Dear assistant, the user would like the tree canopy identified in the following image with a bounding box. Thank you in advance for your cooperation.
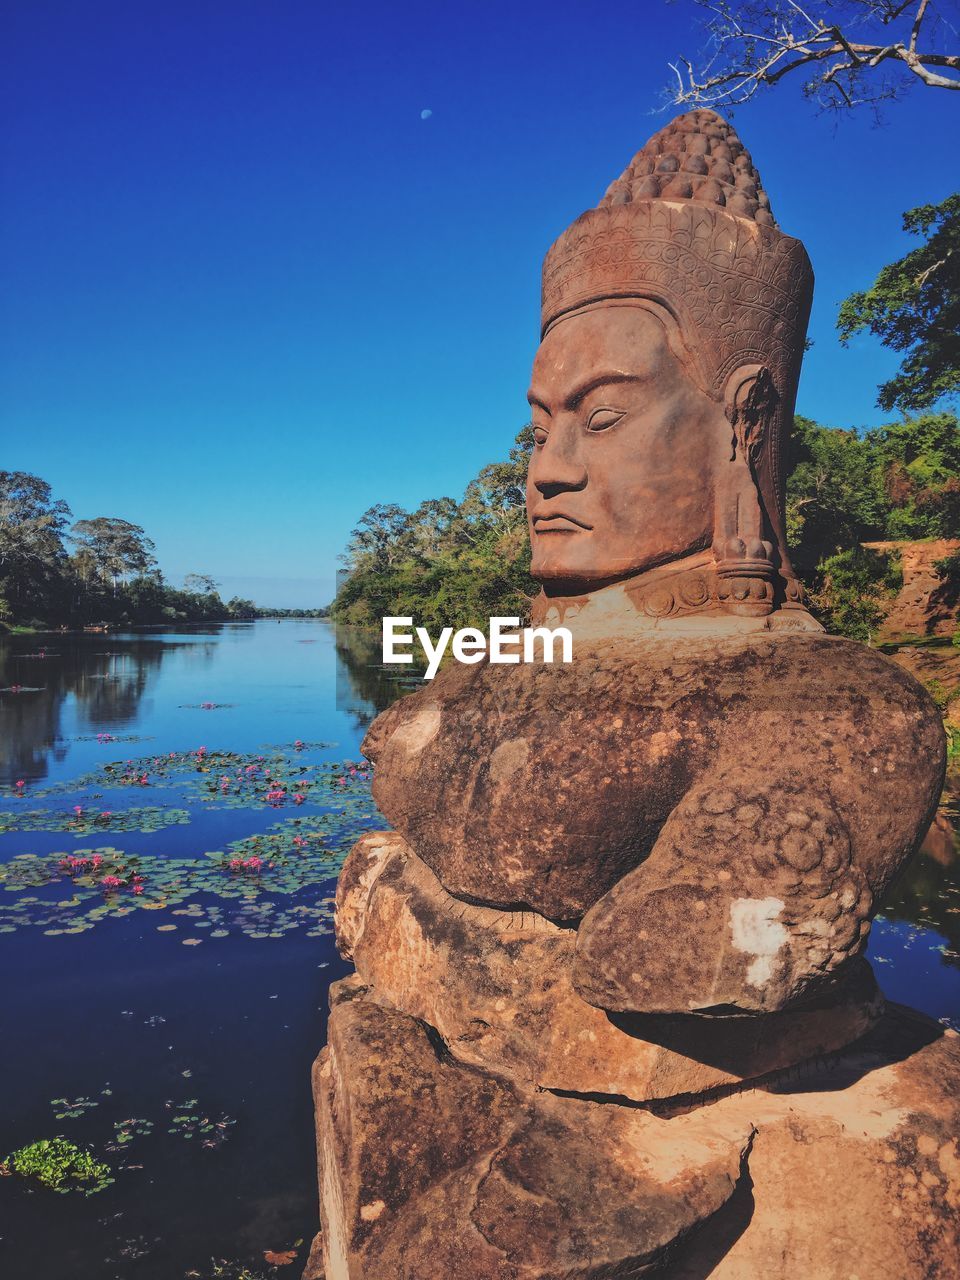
[332,425,535,633]
[0,476,287,629]
[0,471,72,621]
[838,194,960,413]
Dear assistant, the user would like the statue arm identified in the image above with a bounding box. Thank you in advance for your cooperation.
[572,770,873,1015]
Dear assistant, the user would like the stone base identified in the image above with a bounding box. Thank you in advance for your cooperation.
[340,834,884,1103]
[314,984,960,1280]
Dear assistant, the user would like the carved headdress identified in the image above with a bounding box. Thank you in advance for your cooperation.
[541,110,814,617]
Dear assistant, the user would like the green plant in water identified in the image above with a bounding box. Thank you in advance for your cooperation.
[106,1118,154,1150]
[50,1095,100,1120]
[6,1137,113,1194]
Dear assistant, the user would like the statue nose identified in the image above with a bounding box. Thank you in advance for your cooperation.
[532,434,588,497]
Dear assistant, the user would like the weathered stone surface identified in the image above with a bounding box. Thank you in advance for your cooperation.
[866,537,960,640]
[300,1232,325,1280]
[344,835,883,1099]
[333,829,409,961]
[365,631,943,1010]
[315,989,754,1279]
[316,991,960,1279]
[669,1005,960,1280]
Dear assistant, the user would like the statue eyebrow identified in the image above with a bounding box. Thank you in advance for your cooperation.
[527,371,643,415]
[564,372,642,408]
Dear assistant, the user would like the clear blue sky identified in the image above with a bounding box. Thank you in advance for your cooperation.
[2,1,956,606]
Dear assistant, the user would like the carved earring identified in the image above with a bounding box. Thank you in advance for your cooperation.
[713,366,778,617]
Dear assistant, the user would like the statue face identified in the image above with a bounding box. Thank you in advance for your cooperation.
[526,305,726,587]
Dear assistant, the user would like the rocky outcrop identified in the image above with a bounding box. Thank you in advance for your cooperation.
[867,538,960,640]
[314,985,960,1280]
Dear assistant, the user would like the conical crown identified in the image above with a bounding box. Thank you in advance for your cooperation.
[540,111,811,401]
[599,109,775,225]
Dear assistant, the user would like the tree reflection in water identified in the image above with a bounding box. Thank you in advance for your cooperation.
[0,629,221,783]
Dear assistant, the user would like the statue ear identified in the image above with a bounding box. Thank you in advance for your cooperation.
[723,364,778,461]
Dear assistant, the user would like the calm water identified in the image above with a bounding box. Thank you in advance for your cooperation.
[0,620,957,1280]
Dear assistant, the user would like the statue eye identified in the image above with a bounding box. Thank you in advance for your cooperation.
[532,424,549,446]
[586,408,624,432]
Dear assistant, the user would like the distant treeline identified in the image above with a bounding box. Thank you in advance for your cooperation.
[333,412,960,641]
[0,471,327,631]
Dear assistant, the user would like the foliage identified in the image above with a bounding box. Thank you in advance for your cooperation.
[332,425,537,631]
[670,1,960,114]
[71,517,157,588]
[786,411,960,583]
[184,573,220,595]
[807,546,902,640]
[838,194,960,413]
[0,473,330,628]
[6,1137,113,1194]
[0,471,72,622]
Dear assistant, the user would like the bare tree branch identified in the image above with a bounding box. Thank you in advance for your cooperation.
[670,1,959,113]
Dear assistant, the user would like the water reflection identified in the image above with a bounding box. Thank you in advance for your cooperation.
[0,630,222,783]
[881,787,960,968]
[333,624,425,731]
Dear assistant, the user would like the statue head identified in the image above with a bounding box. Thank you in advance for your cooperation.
[527,110,814,621]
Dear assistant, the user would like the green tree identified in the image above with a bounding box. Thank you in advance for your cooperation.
[838,194,960,412]
[342,503,411,574]
[870,411,960,536]
[71,517,157,592]
[0,471,71,621]
[807,545,902,642]
[226,596,258,619]
[333,425,536,632]
[784,416,885,579]
[184,573,220,595]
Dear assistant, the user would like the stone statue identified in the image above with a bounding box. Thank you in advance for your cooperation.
[309,111,960,1280]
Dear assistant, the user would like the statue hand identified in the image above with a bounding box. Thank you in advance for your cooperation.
[572,771,871,1015]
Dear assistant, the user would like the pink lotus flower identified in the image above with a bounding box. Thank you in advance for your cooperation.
[294,739,304,750]
[101,875,122,891]
[15,779,25,788]
[73,805,83,816]
[293,793,305,805]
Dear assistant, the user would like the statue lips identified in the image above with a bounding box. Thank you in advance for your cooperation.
[532,512,592,535]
